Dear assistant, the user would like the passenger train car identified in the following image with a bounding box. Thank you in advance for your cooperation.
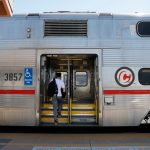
[0,12,150,126]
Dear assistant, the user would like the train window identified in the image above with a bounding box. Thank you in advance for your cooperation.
[138,68,150,85]
[75,72,88,86]
[137,22,150,37]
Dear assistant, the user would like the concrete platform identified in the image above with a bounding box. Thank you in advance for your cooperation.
[0,133,150,149]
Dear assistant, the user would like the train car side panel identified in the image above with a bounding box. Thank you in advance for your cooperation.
[0,49,37,126]
[102,48,150,126]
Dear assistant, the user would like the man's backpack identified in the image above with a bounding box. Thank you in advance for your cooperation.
[47,78,58,97]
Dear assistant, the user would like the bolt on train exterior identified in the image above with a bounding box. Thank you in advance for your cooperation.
[0,12,150,127]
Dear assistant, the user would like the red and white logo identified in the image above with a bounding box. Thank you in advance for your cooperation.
[115,67,135,87]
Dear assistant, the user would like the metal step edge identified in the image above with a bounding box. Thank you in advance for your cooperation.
[41,104,96,107]
[40,122,68,125]
[40,114,69,117]
[40,114,96,117]
[40,108,95,111]
[71,114,96,116]
[40,108,69,110]
[40,114,96,118]
[40,111,96,114]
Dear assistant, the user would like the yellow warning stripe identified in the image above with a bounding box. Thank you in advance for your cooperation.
[41,110,68,115]
[71,111,96,116]
[40,117,68,123]
[41,104,69,109]
[72,104,96,109]
[41,110,96,116]
[41,104,96,109]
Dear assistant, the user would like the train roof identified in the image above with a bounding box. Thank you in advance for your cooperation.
[1,12,150,20]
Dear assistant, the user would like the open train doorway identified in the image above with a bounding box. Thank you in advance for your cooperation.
[40,54,99,126]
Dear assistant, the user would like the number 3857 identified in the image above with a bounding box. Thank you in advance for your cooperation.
[4,73,22,81]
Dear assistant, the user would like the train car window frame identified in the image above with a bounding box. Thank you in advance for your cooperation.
[136,21,150,37]
[75,71,88,87]
[138,68,150,85]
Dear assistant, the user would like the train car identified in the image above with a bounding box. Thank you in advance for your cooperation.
[0,12,150,126]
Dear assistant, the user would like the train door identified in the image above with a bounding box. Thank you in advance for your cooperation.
[40,54,99,126]
[69,58,97,124]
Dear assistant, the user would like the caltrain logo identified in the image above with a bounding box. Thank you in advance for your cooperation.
[115,67,135,87]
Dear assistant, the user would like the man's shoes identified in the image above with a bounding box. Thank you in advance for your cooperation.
[54,119,58,125]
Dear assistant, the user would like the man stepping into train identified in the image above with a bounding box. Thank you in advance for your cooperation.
[52,72,65,125]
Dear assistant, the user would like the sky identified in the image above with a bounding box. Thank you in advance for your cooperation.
[13,0,150,14]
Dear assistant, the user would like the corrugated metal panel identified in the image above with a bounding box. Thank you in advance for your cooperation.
[103,108,146,126]
[114,95,150,108]
[0,109,35,126]
[44,20,87,36]
[103,95,150,126]
[103,49,150,66]
[0,50,36,67]
[0,95,35,108]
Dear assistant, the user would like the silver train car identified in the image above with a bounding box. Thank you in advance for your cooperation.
[0,12,150,126]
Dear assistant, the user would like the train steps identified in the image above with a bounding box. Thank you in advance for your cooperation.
[40,102,97,126]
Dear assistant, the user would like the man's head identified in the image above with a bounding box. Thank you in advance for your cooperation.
[56,72,61,78]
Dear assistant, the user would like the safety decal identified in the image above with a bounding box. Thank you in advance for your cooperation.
[24,68,33,86]
[115,67,135,87]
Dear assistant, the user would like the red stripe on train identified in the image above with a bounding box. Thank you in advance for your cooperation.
[103,90,150,95]
[0,90,35,95]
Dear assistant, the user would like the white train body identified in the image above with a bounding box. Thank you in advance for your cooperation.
[0,12,150,126]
